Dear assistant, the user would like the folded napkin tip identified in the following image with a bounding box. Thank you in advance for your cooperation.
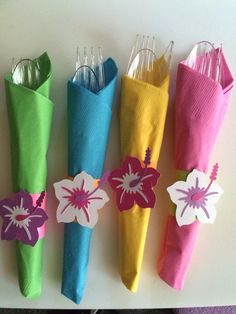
[61,288,83,304]
[121,273,139,293]
[19,286,42,299]
[158,268,183,291]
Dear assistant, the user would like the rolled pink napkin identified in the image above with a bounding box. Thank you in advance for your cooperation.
[158,51,233,290]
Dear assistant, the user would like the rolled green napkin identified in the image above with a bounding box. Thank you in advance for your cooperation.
[4,52,54,298]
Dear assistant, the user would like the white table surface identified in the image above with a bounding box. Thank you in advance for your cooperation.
[0,0,236,309]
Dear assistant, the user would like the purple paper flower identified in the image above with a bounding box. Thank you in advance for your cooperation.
[108,148,160,211]
[0,191,48,246]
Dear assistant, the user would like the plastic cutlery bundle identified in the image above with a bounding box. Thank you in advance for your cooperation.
[73,47,105,92]
[157,41,233,290]
[0,36,234,302]
[12,58,42,89]
[4,52,54,298]
[127,34,174,84]
[185,41,223,83]
[118,34,173,292]
[54,46,118,304]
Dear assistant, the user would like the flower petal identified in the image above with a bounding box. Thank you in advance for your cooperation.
[75,188,109,227]
[167,181,189,205]
[141,167,160,186]
[204,182,223,204]
[108,168,125,190]
[56,201,76,223]
[176,203,196,226]
[196,203,216,224]
[53,179,75,202]
[15,191,33,212]
[186,169,208,189]
[88,189,109,210]
[135,186,156,208]
[28,208,48,228]
[1,218,17,240]
[0,198,16,218]
[73,171,95,193]
[116,190,135,211]
[16,224,39,246]
[122,156,143,175]
[75,206,98,228]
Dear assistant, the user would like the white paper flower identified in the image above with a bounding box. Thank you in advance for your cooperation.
[167,167,223,226]
[54,171,109,228]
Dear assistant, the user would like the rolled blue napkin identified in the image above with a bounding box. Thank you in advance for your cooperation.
[62,58,118,304]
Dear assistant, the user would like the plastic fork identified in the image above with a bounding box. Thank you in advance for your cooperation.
[127,34,174,85]
[73,47,105,93]
[185,41,223,84]
[127,34,157,83]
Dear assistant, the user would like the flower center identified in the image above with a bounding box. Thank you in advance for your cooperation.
[129,166,149,188]
[75,194,87,203]
[129,177,140,187]
[68,188,90,209]
[15,213,29,221]
[191,191,204,201]
[121,172,142,193]
[187,187,206,207]
[191,179,213,202]
[11,206,30,227]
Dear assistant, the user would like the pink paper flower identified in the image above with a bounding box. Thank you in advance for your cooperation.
[108,151,160,211]
[0,191,47,246]
[54,171,109,228]
[167,165,223,226]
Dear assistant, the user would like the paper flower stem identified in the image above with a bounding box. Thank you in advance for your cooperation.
[129,148,152,187]
[35,191,46,209]
[191,163,219,201]
[87,171,110,197]
[144,147,151,167]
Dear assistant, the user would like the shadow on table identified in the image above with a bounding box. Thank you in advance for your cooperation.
[0,310,174,314]
[1,307,236,314]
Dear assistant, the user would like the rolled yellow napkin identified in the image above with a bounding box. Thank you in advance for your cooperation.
[119,57,170,292]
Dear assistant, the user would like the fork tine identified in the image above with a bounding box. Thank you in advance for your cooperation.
[163,40,174,71]
[12,58,15,75]
[126,34,139,75]
[143,35,149,81]
[89,47,96,92]
[150,36,155,73]
[98,46,105,90]
[137,35,146,80]
[217,43,222,84]
[72,46,105,92]
[146,36,151,71]
[83,47,89,88]
[75,47,81,83]
[127,34,173,85]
